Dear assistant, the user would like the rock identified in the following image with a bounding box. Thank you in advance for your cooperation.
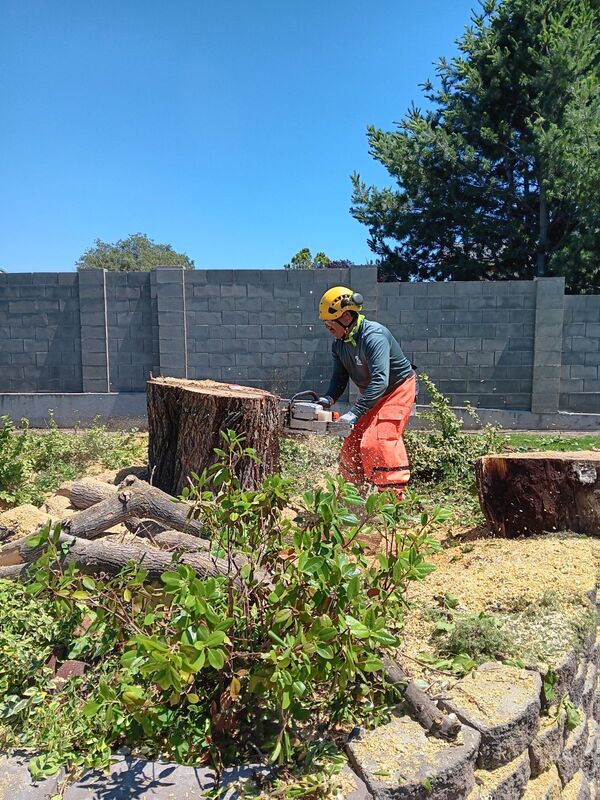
[583,720,600,781]
[0,754,62,800]
[466,750,530,800]
[529,710,566,778]
[346,714,480,800]
[571,659,589,707]
[329,766,373,800]
[552,650,579,700]
[439,662,541,769]
[521,764,562,800]
[558,714,589,786]
[561,770,592,800]
[583,631,597,661]
[62,756,215,799]
[593,639,600,670]
[595,692,600,724]
[51,660,88,691]
[582,664,598,716]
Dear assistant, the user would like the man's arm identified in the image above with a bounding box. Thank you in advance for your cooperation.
[350,334,390,418]
[324,347,349,403]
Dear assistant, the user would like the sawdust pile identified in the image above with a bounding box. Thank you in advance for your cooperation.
[405,536,600,613]
[400,534,600,679]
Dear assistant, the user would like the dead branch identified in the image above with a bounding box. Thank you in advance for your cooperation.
[383,656,461,740]
[62,476,205,541]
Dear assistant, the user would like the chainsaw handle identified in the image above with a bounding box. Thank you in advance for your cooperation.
[290,390,319,403]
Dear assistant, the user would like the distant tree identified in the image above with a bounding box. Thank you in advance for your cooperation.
[326,259,356,269]
[76,233,195,271]
[283,248,331,270]
[351,0,600,293]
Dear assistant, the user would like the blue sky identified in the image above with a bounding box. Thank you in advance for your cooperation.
[0,0,476,272]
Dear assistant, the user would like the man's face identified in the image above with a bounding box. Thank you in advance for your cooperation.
[324,311,354,339]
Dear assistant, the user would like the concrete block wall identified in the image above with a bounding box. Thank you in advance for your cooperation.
[380,279,536,410]
[561,295,600,413]
[1,269,598,415]
[182,268,350,401]
[0,272,82,392]
[106,272,155,392]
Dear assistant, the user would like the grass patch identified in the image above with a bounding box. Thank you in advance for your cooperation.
[503,432,600,452]
[0,415,146,507]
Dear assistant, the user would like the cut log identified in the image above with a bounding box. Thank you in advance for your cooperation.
[124,518,168,537]
[383,656,461,740]
[475,451,600,537]
[147,377,281,495]
[0,532,257,585]
[69,478,169,538]
[62,476,205,541]
[153,530,211,552]
[69,477,116,509]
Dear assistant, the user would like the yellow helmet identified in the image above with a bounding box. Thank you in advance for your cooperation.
[318,286,364,321]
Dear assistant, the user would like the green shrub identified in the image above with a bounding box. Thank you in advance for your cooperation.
[0,431,448,780]
[405,374,507,484]
[442,613,512,663]
[0,415,145,507]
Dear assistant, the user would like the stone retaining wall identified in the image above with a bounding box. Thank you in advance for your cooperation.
[345,594,600,799]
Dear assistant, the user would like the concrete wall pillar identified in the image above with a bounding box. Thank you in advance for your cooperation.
[531,277,565,413]
[150,268,187,379]
[79,269,110,392]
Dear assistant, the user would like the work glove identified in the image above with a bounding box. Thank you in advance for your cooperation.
[328,411,357,438]
[317,395,333,409]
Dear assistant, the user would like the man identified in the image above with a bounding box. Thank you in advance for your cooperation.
[317,286,417,500]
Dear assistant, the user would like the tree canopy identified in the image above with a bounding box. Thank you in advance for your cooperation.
[351,0,600,293]
[76,233,195,272]
[283,249,358,270]
[283,248,331,270]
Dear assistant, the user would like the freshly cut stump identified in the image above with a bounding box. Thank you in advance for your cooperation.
[475,451,600,537]
[147,377,281,495]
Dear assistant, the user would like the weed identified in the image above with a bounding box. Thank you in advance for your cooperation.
[0,414,145,507]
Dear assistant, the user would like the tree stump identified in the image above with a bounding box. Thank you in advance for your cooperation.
[147,377,281,495]
[475,451,600,537]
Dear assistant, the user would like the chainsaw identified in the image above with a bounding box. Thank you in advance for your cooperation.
[280,391,351,436]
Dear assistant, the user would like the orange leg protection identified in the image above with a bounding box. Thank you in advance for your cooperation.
[339,375,416,496]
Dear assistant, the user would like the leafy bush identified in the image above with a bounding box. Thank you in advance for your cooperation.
[404,374,506,484]
[0,432,448,781]
[0,415,145,507]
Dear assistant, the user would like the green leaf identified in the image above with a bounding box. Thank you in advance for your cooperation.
[82,701,102,717]
[345,616,370,639]
[207,649,225,670]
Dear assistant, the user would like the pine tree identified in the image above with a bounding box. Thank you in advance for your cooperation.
[351,0,600,293]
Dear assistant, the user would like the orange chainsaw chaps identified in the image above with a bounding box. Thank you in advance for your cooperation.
[339,374,416,497]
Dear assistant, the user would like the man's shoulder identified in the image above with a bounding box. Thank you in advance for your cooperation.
[362,319,391,339]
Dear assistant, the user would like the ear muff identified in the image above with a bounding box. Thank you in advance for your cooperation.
[341,292,364,309]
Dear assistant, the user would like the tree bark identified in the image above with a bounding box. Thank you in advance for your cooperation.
[147,377,281,495]
[152,530,211,553]
[69,478,169,537]
[475,451,600,537]
[69,477,116,509]
[383,656,461,740]
[62,476,205,540]
[0,531,247,584]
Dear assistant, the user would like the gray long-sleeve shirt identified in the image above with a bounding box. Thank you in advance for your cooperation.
[325,319,414,419]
